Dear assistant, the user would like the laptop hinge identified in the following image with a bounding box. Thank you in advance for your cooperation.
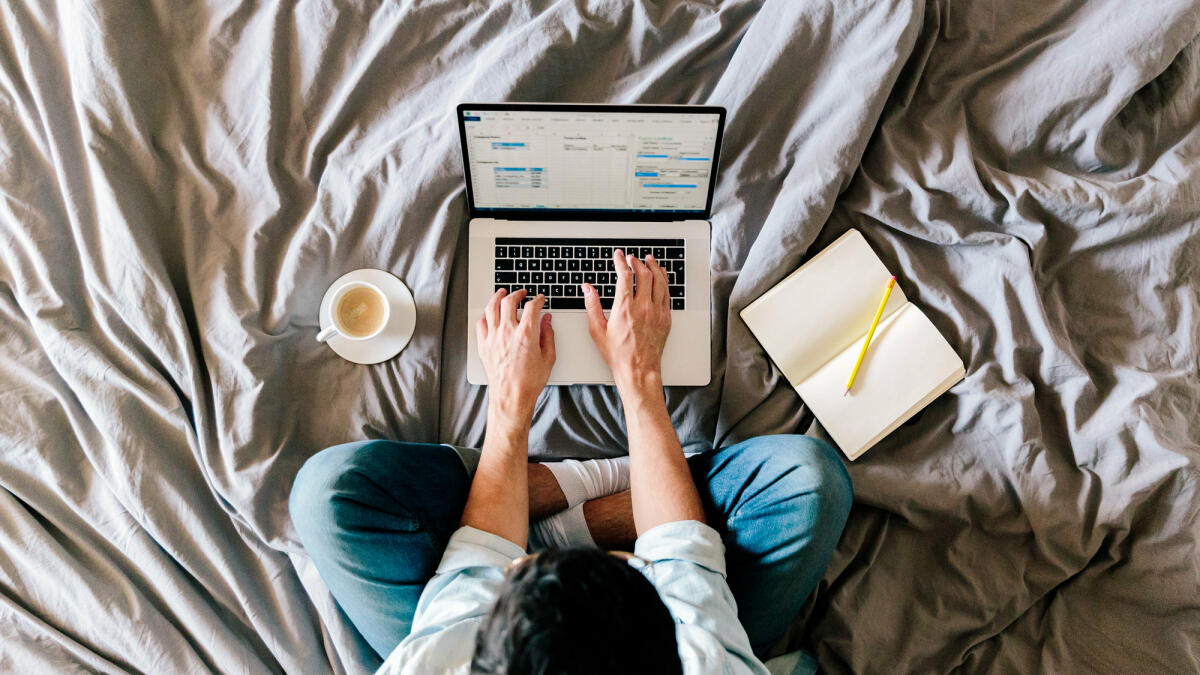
[491,219,692,224]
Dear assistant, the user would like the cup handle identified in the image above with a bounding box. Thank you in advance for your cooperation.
[316,324,339,343]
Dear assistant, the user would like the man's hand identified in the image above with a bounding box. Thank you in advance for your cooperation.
[581,250,704,534]
[581,250,671,392]
[476,288,556,420]
[463,288,554,547]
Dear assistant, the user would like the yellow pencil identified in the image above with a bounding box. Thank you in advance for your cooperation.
[844,276,896,395]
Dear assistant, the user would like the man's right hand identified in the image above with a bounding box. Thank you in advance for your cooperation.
[581,250,672,392]
[582,249,705,534]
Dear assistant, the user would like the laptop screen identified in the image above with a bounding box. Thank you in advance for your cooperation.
[458,104,724,220]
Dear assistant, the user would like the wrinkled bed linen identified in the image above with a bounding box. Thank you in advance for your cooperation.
[0,1,1196,673]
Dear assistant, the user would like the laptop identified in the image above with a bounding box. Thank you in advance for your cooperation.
[458,103,726,385]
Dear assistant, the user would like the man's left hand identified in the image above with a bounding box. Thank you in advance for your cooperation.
[476,289,556,420]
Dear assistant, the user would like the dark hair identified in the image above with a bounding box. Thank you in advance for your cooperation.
[470,548,682,675]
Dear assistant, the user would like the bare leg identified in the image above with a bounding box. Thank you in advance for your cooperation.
[529,464,636,549]
[528,463,568,520]
[583,490,636,550]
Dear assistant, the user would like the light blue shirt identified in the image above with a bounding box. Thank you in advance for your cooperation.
[378,520,817,675]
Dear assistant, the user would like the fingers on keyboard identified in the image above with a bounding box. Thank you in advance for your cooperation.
[496,239,685,310]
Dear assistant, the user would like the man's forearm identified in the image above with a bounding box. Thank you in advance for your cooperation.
[620,374,706,535]
[460,408,531,547]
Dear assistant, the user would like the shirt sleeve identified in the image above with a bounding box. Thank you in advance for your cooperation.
[635,520,770,675]
[377,526,525,675]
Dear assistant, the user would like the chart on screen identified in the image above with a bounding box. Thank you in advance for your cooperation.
[462,108,719,212]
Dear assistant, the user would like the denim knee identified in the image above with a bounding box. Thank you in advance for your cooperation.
[289,440,394,539]
[732,435,853,524]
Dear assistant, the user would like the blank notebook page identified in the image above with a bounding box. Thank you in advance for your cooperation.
[797,304,965,459]
[740,229,909,385]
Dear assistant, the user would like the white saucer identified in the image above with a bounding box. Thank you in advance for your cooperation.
[318,269,416,365]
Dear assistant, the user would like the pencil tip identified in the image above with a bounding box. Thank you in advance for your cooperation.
[843,388,850,397]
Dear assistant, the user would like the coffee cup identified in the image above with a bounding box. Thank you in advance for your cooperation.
[317,280,391,342]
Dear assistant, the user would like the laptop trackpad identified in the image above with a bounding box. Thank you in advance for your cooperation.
[543,310,709,386]
[545,312,612,384]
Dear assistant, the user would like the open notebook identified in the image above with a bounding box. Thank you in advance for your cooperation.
[740,229,965,460]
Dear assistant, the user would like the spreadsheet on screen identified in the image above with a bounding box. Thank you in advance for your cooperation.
[462,109,719,212]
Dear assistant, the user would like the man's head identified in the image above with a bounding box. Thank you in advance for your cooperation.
[470,548,682,675]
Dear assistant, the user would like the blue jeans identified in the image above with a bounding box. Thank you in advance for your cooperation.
[289,435,852,663]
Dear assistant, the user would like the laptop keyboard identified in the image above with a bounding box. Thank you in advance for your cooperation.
[493,237,686,310]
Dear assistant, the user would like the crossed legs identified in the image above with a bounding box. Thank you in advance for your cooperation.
[289,435,852,660]
[288,441,472,657]
[690,435,853,652]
